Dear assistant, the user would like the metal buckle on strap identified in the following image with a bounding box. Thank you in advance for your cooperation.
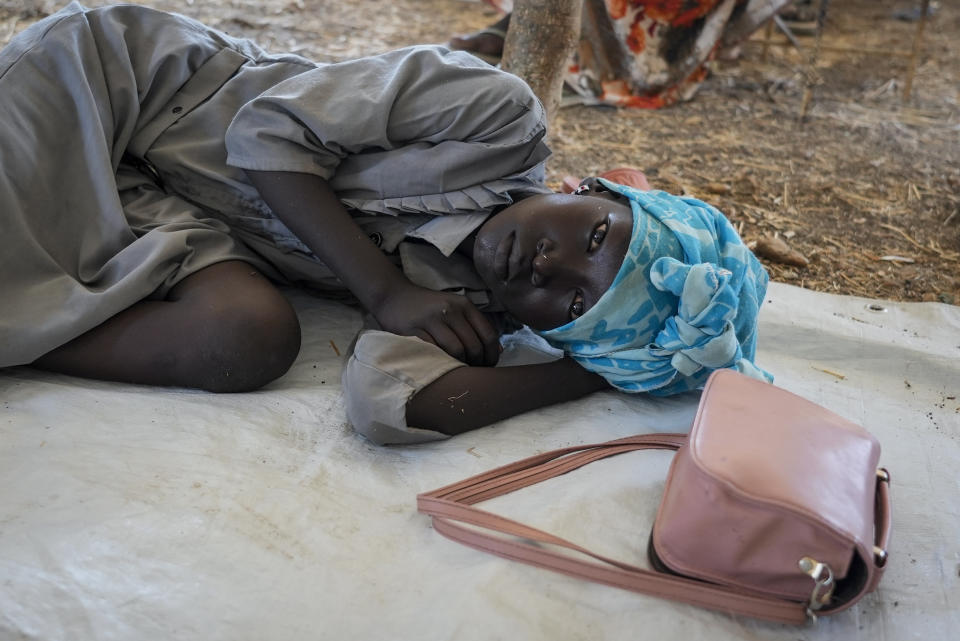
[874,468,890,568]
[873,546,888,568]
[799,556,835,619]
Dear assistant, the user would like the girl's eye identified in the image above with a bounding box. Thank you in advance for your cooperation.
[569,292,585,320]
[589,222,608,251]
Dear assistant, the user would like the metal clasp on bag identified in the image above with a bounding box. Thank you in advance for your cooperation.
[874,468,890,568]
[798,556,835,620]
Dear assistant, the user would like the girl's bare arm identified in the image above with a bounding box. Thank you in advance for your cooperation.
[246,170,500,366]
[406,357,610,435]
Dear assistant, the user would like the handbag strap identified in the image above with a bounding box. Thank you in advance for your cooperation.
[417,433,812,624]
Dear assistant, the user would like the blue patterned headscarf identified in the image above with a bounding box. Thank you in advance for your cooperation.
[536,179,772,395]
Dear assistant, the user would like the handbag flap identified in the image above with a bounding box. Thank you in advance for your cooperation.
[689,369,880,552]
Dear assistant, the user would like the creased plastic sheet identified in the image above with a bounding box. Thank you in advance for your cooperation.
[1,283,958,641]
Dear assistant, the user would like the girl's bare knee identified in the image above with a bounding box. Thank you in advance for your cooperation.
[198,296,301,393]
[166,262,302,392]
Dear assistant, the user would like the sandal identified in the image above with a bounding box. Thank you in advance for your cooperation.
[561,168,651,194]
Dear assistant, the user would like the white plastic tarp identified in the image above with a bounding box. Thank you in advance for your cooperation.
[1,282,958,640]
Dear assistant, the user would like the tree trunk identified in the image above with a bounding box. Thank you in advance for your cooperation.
[500,0,583,130]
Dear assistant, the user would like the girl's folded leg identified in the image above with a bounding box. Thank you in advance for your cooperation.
[32,261,301,392]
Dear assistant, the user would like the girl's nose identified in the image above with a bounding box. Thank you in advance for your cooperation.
[532,253,550,280]
[531,237,576,286]
[531,238,554,285]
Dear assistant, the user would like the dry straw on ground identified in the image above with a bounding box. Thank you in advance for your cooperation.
[4,0,957,304]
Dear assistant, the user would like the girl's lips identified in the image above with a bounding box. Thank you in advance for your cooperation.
[507,233,526,284]
[493,230,516,282]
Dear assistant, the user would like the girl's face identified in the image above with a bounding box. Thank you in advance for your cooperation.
[473,191,633,331]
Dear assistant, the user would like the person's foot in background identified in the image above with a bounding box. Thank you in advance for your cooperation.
[448,13,511,64]
[780,0,818,35]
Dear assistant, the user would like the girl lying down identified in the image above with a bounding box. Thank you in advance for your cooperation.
[0,3,770,445]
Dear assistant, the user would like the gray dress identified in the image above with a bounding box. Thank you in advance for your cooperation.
[0,2,550,367]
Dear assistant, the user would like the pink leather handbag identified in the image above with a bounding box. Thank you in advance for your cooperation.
[417,369,892,624]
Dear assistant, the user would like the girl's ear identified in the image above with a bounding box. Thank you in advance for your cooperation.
[560,176,603,195]
[574,177,603,194]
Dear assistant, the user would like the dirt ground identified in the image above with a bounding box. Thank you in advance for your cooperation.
[4,0,958,304]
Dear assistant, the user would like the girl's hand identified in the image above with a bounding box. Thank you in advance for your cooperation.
[245,171,500,366]
[374,284,500,366]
